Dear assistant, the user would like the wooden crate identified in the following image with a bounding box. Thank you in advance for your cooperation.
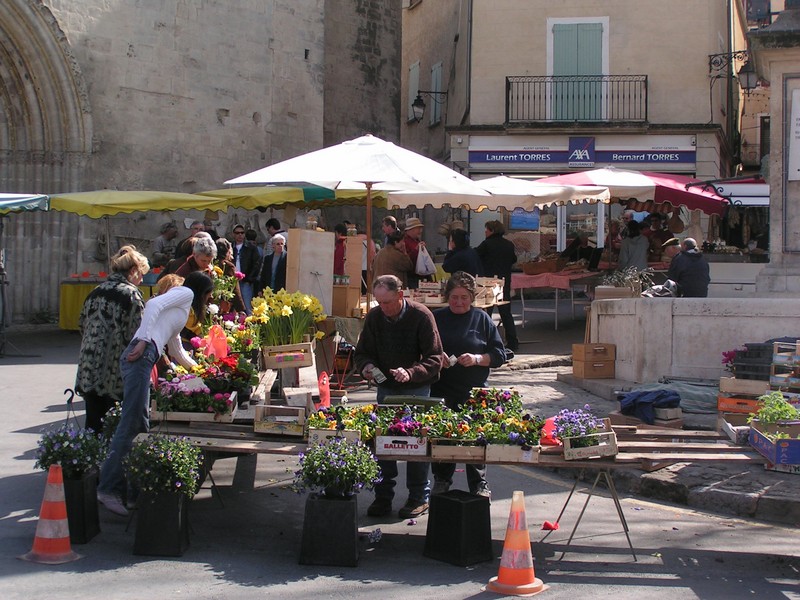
[429,439,486,462]
[262,342,314,369]
[719,377,770,396]
[572,343,616,362]
[717,394,761,414]
[332,285,361,318]
[521,259,562,275]
[770,364,800,389]
[773,341,800,364]
[562,420,618,461]
[374,434,429,457]
[150,392,238,423]
[485,444,540,464]
[306,428,361,446]
[254,405,305,436]
[573,359,615,379]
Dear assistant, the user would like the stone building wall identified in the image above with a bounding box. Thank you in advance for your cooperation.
[0,0,400,323]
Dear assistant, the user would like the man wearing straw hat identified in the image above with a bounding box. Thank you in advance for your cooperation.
[402,217,426,289]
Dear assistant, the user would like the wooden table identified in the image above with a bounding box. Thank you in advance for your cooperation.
[510,271,599,330]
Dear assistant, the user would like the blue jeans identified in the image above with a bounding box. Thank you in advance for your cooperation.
[374,384,430,504]
[98,339,159,497]
[240,282,254,314]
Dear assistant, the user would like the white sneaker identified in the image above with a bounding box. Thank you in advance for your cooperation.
[98,491,129,516]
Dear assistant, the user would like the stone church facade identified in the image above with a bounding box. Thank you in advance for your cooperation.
[0,0,400,322]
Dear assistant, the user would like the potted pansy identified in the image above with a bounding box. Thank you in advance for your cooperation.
[125,434,204,556]
[34,423,107,543]
[294,436,382,567]
[374,405,430,457]
[306,403,378,445]
[484,413,546,464]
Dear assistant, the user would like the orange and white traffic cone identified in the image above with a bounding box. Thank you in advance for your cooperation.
[18,465,83,564]
[486,490,545,597]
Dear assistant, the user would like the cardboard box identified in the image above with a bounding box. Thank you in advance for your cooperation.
[332,285,361,318]
[717,412,751,445]
[718,377,770,396]
[749,421,800,464]
[765,462,800,475]
[572,343,616,362]
[573,359,615,379]
[253,405,305,435]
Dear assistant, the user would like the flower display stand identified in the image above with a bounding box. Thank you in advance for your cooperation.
[149,392,238,423]
[424,489,492,566]
[62,470,100,544]
[299,493,358,567]
[485,444,540,464]
[133,492,190,557]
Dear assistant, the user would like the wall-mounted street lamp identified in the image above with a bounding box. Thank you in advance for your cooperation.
[411,90,448,123]
[708,50,759,93]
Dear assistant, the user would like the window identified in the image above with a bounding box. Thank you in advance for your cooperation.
[548,18,608,121]
[408,61,420,123]
[429,61,443,125]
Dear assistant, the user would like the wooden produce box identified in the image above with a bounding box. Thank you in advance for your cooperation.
[608,410,684,429]
[475,277,504,304]
[717,394,761,414]
[769,364,800,389]
[254,405,305,436]
[749,421,800,465]
[332,285,362,318]
[262,342,314,369]
[429,439,486,462]
[374,433,429,457]
[719,377,770,397]
[485,444,540,464]
[654,407,683,420]
[717,413,751,445]
[572,343,616,362]
[521,258,562,275]
[772,341,800,364]
[306,428,361,446]
[150,392,238,423]
[573,359,615,379]
[562,420,618,460]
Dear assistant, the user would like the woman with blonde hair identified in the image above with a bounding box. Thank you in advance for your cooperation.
[75,245,150,433]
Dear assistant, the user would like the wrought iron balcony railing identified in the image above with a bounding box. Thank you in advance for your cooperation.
[506,75,648,123]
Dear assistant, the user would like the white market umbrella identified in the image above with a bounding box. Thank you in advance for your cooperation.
[389,175,610,211]
[225,134,491,289]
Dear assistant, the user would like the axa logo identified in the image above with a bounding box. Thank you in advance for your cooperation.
[569,149,591,161]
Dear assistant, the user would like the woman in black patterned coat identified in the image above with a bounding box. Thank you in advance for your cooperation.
[75,246,149,433]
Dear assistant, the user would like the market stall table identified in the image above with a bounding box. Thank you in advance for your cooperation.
[511,271,600,330]
[59,279,156,330]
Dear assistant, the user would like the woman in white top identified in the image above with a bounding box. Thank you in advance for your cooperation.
[97,271,213,516]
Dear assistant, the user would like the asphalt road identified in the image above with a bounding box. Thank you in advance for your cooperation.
[1,326,798,599]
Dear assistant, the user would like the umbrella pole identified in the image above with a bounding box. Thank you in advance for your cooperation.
[365,183,373,312]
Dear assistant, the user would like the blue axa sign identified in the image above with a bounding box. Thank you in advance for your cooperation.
[568,137,595,167]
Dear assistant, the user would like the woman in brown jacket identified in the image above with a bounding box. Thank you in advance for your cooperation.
[372,230,414,288]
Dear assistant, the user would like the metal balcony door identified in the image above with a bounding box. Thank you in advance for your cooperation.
[552,23,603,120]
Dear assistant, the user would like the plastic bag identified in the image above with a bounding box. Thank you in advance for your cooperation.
[415,245,437,277]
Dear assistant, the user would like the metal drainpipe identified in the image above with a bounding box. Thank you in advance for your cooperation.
[726,0,735,176]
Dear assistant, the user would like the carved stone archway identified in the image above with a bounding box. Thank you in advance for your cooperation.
[0,0,92,193]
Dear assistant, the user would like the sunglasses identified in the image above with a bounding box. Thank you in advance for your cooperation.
[233,230,245,234]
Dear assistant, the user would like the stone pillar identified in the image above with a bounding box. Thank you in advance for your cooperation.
[750,2,800,293]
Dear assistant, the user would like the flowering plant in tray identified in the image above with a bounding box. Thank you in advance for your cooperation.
[247,289,327,347]
[307,403,378,442]
[152,373,235,416]
[553,404,606,448]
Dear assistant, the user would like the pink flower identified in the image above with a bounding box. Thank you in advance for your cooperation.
[234,271,246,280]
[190,337,202,349]
[214,393,224,400]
